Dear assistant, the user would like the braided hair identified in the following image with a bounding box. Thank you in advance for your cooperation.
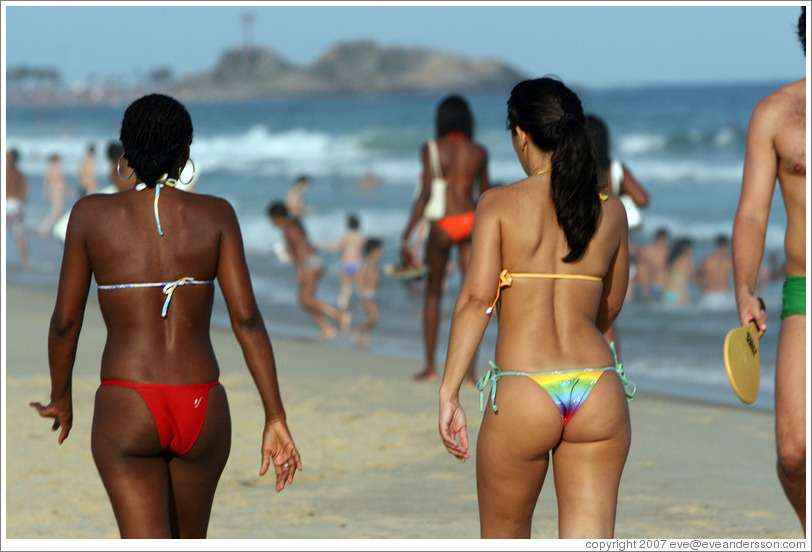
[119,94,193,187]
[506,77,600,263]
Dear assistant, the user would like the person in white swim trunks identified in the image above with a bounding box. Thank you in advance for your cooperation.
[5,149,30,268]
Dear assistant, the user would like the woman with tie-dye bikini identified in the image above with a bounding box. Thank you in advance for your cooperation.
[30,94,301,538]
[439,77,635,538]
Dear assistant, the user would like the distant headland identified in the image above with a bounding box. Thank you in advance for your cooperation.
[6,41,530,106]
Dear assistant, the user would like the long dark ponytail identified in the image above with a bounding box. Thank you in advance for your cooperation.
[506,77,600,263]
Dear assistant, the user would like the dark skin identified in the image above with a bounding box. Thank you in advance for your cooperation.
[401,133,489,384]
[31,149,302,538]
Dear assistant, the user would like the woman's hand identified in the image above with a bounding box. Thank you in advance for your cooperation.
[30,396,73,444]
[259,419,303,492]
[439,398,469,462]
[400,245,417,269]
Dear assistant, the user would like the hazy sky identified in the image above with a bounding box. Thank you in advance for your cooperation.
[2,2,808,90]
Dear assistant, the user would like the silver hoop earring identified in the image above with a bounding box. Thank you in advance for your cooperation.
[179,158,196,185]
[117,154,135,180]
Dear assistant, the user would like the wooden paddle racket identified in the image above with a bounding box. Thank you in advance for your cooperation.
[723,298,766,404]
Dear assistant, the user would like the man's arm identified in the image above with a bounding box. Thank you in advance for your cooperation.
[732,96,777,333]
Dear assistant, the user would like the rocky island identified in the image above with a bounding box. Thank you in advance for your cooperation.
[173,41,529,101]
[7,41,530,105]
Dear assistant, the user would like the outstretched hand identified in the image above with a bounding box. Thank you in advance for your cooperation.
[30,398,73,444]
[439,399,470,462]
[259,419,303,492]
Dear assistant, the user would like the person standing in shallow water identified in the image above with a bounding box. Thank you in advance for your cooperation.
[38,153,68,238]
[78,143,98,197]
[5,149,31,268]
[400,94,490,385]
[732,6,806,536]
[31,94,302,539]
[439,77,634,538]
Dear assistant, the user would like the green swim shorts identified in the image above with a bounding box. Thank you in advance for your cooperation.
[781,275,807,319]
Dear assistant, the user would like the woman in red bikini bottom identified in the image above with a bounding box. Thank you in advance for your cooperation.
[31,94,301,538]
[400,95,490,384]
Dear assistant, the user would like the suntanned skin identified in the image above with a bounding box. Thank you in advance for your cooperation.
[635,232,669,300]
[699,241,734,294]
[732,76,806,535]
[600,156,649,356]
[285,178,310,220]
[31,149,302,538]
[38,155,67,238]
[322,225,366,313]
[664,243,698,306]
[401,133,489,384]
[271,213,348,339]
[353,245,383,348]
[78,147,97,196]
[613,163,649,208]
[5,150,30,267]
[439,125,631,538]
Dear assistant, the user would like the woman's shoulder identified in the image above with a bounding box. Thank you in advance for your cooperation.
[477,180,527,212]
[180,190,235,211]
[472,139,489,152]
[600,193,625,215]
[598,194,629,234]
[185,193,243,231]
[71,189,127,214]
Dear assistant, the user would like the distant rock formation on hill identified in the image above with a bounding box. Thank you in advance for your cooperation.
[170,41,529,101]
[5,41,531,105]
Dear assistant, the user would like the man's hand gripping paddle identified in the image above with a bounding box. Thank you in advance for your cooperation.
[723,297,766,405]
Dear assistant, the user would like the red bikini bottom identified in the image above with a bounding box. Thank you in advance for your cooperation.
[100,380,220,455]
[436,211,475,243]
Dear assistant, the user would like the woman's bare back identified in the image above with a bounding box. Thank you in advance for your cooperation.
[68,187,238,383]
[432,136,488,217]
[484,178,628,371]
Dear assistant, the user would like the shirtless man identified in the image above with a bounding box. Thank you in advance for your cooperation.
[732,6,806,534]
[5,149,30,268]
[268,201,349,339]
[38,153,68,238]
[635,228,670,301]
[78,144,97,197]
[698,234,734,302]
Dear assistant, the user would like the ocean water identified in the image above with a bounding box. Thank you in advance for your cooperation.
[4,82,792,411]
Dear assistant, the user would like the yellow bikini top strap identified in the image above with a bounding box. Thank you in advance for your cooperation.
[486,269,513,314]
[485,269,602,315]
[514,272,603,281]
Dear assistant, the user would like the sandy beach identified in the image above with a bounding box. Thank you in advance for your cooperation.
[2,283,805,542]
